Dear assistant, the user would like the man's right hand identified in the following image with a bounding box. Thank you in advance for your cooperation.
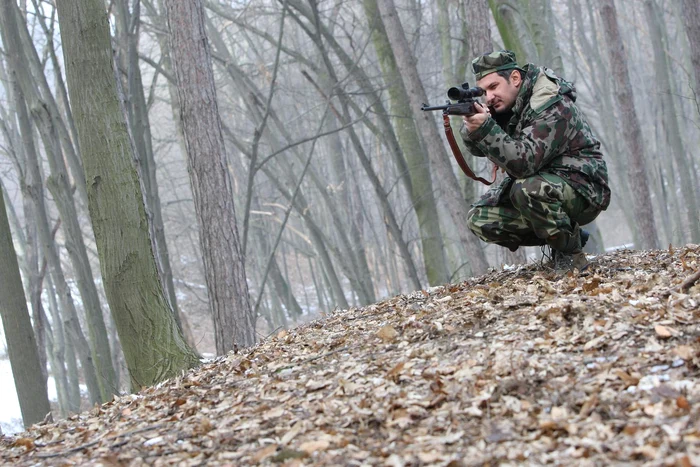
[463,102,490,133]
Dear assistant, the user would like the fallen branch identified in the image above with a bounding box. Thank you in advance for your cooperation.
[273,346,349,374]
[675,269,700,292]
[34,423,166,458]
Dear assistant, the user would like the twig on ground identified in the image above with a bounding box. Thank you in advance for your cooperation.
[34,423,166,458]
[675,269,700,292]
[274,346,349,374]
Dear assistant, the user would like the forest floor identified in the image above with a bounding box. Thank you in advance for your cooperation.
[1,246,699,466]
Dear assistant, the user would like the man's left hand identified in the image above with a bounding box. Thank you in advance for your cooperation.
[463,103,490,134]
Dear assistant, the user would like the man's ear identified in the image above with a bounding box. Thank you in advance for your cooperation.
[510,69,522,87]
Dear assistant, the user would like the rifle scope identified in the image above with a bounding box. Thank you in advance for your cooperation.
[447,83,485,101]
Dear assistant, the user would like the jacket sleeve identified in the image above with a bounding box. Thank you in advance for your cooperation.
[465,102,575,179]
[459,122,489,158]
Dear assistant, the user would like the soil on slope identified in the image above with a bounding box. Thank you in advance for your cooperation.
[2,246,699,466]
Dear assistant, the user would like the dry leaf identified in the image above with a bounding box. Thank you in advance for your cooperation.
[251,444,278,463]
[387,361,405,380]
[654,324,678,339]
[299,440,329,453]
[281,423,302,445]
[4,246,699,466]
[377,325,398,342]
[676,396,690,410]
[11,438,34,451]
[305,379,330,391]
[672,345,695,360]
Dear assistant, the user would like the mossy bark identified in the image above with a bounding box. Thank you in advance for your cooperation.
[55,0,200,391]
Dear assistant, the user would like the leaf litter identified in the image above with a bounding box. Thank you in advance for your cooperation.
[1,245,699,466]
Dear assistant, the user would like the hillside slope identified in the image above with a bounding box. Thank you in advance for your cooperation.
[2,246,699,466]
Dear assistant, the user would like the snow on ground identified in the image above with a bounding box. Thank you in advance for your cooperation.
[0,359,57,435]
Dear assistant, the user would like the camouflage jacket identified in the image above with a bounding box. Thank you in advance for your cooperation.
[460,64,611,210]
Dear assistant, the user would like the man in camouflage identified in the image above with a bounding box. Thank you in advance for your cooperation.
[461,50,610,271]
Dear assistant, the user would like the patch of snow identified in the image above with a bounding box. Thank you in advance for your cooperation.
[0,358,59,435]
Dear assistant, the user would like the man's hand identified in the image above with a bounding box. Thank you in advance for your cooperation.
[463,102,490,134]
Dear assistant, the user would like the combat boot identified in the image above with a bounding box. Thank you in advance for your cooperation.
[547,223,589,273]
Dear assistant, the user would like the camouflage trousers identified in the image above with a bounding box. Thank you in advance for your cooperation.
[467,173,601,251]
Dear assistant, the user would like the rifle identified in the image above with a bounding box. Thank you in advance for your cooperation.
[422,83,497,185]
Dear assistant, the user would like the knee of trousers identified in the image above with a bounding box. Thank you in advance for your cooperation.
[508,176,549,210]
[467,206,491,241]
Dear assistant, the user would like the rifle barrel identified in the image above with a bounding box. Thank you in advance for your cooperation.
[421,104,449,111]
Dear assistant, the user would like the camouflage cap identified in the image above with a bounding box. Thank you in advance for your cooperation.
[471,50,519,80]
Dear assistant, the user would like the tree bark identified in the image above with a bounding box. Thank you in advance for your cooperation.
[55,0,200,390]
[0,187,52,428]
[1,0,104,405]
[488,0,539,64]
[376,0,489,276]
[682,0,700,112]
[165,0,255,353]
[599,0,659,250]
[365,0,449,286]
[113,0,184,329]
[644,0,699,244]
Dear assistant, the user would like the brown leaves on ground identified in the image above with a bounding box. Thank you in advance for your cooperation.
[1,246,699,466]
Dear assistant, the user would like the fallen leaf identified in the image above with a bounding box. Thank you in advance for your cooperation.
[615,370,640,387]
[11,438,34,451]
[281,423,302,445]
[377,325,398,342]
[251,444,278,463]
[676,396,691,410]
[387,361,405,380]
[654,324,678,338]
[299,439,329,453]
[672,345,695,360]
[305,379,330,391]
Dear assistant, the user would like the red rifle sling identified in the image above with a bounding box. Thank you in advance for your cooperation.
[442,112,497,186]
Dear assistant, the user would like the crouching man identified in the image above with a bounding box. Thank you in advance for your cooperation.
[461,50,610,271]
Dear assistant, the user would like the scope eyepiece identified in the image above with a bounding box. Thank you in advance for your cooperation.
[447,82,485,101]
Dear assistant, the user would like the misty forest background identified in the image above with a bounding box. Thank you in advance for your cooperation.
[0,0,699,429]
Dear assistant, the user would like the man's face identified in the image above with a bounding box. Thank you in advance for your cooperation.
[476,70,522,113]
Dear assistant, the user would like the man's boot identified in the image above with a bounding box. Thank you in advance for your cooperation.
[547,224,588,272]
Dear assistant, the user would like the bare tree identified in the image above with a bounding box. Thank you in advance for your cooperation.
[376,0,489,275]
[644,0,699,244]
[0,185,51,427]
[165,0,255,353]
[55,0,200,390]
[599,0,659,249]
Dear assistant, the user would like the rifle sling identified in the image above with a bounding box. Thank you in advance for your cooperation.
[442,112,497,186]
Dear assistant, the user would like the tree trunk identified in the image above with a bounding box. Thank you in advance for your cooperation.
[0,187,52,428]
[9,2,87,205]
[113,0,184,328]
[365,0,449,286]
[55,0,200,390]
[488,0,539,64]
[682,0,700,114]
[165,0,255,353]
[525,0,564,73]
[1,0,104,405]
[599,0,659,250]
[2,0,117,401]
[376,0,489,276]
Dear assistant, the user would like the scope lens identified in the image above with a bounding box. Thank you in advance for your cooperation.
[447,87,462,100]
